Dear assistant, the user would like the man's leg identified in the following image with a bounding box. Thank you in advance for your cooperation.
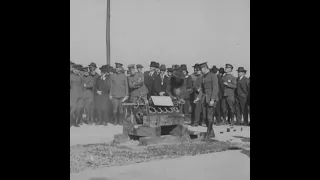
[112,98,119,125]
[214,100,222,125]
[193,101,201,126]
[202,103,215,141]
[226,96,236,126]
[118,98,124,125]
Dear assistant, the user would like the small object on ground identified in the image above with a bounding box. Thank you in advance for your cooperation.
[220,131,223,134]
[241,127,243,131]
[227,128,230,132]
[233,129,236,132]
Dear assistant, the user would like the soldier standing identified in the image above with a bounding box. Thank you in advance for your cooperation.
[136,64,144,73]
[221,64,237,126]
[127,64,148,102]
[235,67,250,126]
[88,62,100,122]
[70,64,84,127]
[110,63,129,125]
[180,64,193,117]
[81,67,95,124]
[198,62,219,141]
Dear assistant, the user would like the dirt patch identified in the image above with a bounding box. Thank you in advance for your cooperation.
[70,139,246,173]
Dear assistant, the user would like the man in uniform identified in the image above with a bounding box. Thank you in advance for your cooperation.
[70,64,84,127]
[180,64,193,116]
[127,64,149,103]
[96,65,113,125]
[235,67,250,126]
[198,62,219,141]
[221,64,237,126]
[136,64,143,73]
[81,67,95,124]
[143,61,158,98]
[110,63,129,125]
[153,64,168,96]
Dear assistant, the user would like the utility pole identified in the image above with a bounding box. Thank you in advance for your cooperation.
[106,0,110,65]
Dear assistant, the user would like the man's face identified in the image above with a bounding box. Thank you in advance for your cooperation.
[70,65,74,72]
[238,72,244,77]
[137,68,142,72]
[130,68,136,75]
[182,70,187,76]
[168,72,172,77]
[193,68,198,74]
[90,66,96,72]
[201,67,207,74]
[156,68,160,73]
[110,71,113,75]
[225,67,232,73]
[116,67,122,73]
[84,71,89,76]
[150,67,155,72]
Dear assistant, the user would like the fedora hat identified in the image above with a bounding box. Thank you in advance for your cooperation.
[160,64,166,71]
[236,67,247,73]
[150,61,158,68]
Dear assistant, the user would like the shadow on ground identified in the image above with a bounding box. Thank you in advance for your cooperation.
[240,149,250,158]
[233,136,250,142]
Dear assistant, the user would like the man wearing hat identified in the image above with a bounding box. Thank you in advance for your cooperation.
[191,66,205,127]
[180,64,193,117]
[235,67,250,126]
[110,63,129,125]
[198,62,219,141]
[136,64,144,73]
[155,62,161,75]
[153,64,168,96]
[221,64,237,126]
[144,61,159,98]
[189,63,199,125]
[79,67,95,124]
[127,64,148,102]
[70,64,85,127]
[166,69,186,100]
[95,65,113,125]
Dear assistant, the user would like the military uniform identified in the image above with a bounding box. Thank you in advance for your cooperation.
[70,64,84,127]
[127,64,148,103]
[82,68,95,123]
[221,64,237,125]
[110,63,129,125]
[198,62,219,141]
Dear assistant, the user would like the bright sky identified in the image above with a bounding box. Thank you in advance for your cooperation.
[70,0,250,77]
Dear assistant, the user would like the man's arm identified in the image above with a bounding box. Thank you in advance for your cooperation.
[226,76,237,89]
[211,74,219,101]
[124,75,129,96]
[110,75,114,96]
[128,77,136,88]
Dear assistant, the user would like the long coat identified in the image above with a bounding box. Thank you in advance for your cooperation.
[201,72,219,104]
[95,74,113,118]
[153,74,168,96]
[144,71,159,96]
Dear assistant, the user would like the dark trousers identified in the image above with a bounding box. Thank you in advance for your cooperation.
[214,100,222,123]
[221,96,236,124]
[202,100,216,136]
[112,97,124,124]
[192,101,202,125]
[182,99,190,114]
[236,96,249,124]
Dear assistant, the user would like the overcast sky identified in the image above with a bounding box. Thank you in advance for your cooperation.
[70,0,250,76]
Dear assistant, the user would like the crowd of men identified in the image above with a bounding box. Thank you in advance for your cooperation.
[70,61,250,140]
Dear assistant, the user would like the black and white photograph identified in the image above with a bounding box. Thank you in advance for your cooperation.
[70,0,250,179]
